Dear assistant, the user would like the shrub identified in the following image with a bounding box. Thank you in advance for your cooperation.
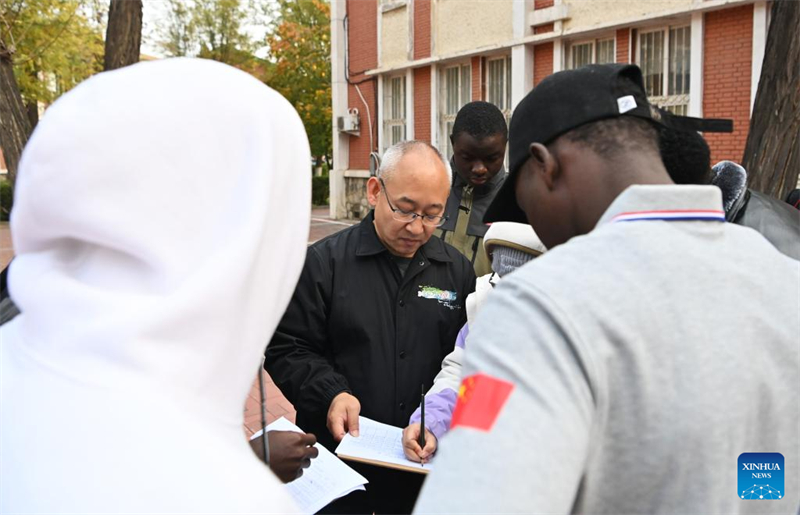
[0,180,12,222]
[312,175,329,206]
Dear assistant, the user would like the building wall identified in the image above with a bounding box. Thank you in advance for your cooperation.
[533,43,554,86]
[471,56,483,101]
[616,28,630,63]
[414,66,432,142]
[563,0,693,32]
[345,176,371,219]
[434,0,514,56]
[381,6,410,67]
[703,4,754,163]
[346,0,378,171]
[414,0,432,59]
[334,0,765,219]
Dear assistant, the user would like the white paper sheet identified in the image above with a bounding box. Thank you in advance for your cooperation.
[251,417,368,514]
[334,416,431,472]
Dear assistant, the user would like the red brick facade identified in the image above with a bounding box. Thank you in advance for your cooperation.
[338,2,758,173]
[703,4,754,163]
[533,43,554,87]
[346,0,378,169]
[413,0,431,60]
[616,28,630,63]
[414,66,432,142]
[534,22,554,35]
[471,56,483,101]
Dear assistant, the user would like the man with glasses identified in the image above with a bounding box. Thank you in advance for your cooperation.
[266,140,476,513]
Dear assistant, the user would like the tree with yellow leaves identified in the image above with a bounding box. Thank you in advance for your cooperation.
[265,0,331,162]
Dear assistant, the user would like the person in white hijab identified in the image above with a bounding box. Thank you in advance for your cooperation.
[0,58,310,514]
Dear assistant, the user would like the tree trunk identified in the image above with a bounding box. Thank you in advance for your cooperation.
[742,1,800,199]
[26,101,39,132]
[104,0,143,71]
[0,53,32,189]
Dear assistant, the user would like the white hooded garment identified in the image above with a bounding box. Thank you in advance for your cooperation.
[0,58,310,514]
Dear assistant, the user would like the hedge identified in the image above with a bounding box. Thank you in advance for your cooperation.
[312,175,329,206]
[0,180,12,222]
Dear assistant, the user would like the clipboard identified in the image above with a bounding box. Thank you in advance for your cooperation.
[336,453,430,475]
[334,416,432,475]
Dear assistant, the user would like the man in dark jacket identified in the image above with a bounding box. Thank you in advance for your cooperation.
[0,263,20,325]
[265,140,475,513]
[659,124,800,260]
[438,101,508,276]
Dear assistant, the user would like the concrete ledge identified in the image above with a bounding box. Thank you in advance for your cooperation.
[381,1,407,14]
[344,169,372,179]
[529,5,570,27]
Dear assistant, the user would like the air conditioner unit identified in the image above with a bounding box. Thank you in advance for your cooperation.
[337,108,360,135]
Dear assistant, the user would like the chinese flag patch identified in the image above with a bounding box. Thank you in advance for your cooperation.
[450,373,515,432]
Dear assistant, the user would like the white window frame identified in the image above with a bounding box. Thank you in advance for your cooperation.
[382,74,407,152]
[439,62,472,159]
[637,24,691,115]
[485,55,512,122]
[567,36,616,69]
[485,55,512,168]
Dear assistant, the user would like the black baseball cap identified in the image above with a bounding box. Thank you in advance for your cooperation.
[484,63,735,224]
[484,64,663,224]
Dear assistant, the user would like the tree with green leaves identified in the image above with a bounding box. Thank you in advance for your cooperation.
[159,0,263,72]
[159,0,197,58]
[265,0,331,162]
[0,0,104,187]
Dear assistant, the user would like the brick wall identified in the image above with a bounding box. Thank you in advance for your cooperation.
[414,66,432,142]
[347,0,378,169]
[703,4,753,163]
[534,0,554,9]
[471,56,483,100]
[413,0,431,60]
[534,22,554,35]
[534,43,554,87]
[616,28,630,63]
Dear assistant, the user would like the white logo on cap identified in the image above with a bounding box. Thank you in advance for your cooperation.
[617,95,637,114]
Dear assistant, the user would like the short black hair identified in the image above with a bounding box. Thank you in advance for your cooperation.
[786,189,800,210]
[560,116,659,159]
[451,101,508,140]
[658,127,712,185]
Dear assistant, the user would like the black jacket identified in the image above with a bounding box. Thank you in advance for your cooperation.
[731,189,800,261]
[439,162,506,239]
[265,211,476,450]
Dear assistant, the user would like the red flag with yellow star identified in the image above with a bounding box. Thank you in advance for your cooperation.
[450,373,514,431]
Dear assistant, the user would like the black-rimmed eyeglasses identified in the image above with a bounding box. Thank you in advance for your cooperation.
[379,178,448,227]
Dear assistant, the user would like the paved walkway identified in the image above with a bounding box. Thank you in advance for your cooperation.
[0,207,357,436]
[244,207,356,434]
[0,222,11,271]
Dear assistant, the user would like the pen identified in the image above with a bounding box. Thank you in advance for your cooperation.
[418,384,426,460]
[258,361,270,465]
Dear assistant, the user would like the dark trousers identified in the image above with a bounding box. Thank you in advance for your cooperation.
[318,461,426,515]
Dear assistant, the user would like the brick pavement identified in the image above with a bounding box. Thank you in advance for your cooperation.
[0,222,12,270]
[0,209,357,437]
[244,206,356,435]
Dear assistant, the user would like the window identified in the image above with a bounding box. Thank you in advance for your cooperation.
[383,75,406,151]
[639,25,691,115]
[486,56,512,167]
[439,63,471,158]
[568,37,615,69]
[486,56,512,119]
